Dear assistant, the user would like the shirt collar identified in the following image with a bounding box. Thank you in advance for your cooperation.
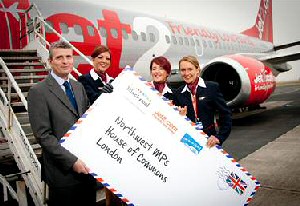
[51,70,69,86]
[163,84,173,95]
[90,69,99,81]
[150,81,173,95]
[90,69,113,82]
[181,77,206,93]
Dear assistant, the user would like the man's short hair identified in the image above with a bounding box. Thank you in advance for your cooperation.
[49,40,73,59]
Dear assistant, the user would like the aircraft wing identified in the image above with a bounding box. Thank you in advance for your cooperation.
[238,42,300,73]
[273,41,300,51]
[260,40,300,64]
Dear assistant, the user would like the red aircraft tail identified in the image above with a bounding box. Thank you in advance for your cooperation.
[242,0,273,43]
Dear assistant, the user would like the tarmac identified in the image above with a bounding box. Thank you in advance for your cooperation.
[240,124,300,206]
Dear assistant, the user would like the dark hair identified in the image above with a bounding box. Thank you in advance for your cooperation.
[91,45,111,59]
[150,56,171,74]
[49,40,72,59]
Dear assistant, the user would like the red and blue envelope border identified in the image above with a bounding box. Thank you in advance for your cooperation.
[59,67,260,206]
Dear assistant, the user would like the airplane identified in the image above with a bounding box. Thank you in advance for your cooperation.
[1,0,299,109]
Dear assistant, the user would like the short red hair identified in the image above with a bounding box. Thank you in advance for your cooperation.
[150,56,171,74]
[91,45,111,59]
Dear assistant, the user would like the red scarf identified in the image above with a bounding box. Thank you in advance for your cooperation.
[153,82,166,93]
[187,77,199,95]
[95,71,107,82]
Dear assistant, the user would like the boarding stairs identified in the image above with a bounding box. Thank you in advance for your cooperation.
[0,49,49,205]
[0,49,49,162]
[0,2,99,205]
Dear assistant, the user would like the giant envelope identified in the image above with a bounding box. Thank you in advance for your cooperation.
[60,68,259,206]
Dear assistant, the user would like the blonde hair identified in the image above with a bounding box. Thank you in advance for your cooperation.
[179,56,200,69]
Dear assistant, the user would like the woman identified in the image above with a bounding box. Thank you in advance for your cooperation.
[149,56,174,100]
[79,45,124,205]
[174,55,232,148]
[149,56,187,115]
[78,45,114,105]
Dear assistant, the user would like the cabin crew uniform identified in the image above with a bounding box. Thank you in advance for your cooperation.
[149,81,175,101]
[78,69,114,105]
[174,77,232,144]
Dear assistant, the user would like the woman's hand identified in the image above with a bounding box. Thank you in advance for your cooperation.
[178,106,187,116]
[207,135,220,148]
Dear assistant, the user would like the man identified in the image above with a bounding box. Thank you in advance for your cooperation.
[28,40,96,205]
[174,56,232,148]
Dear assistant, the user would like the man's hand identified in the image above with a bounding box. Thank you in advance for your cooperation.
[207,135,220,148]
[99,82,113,93]
[72,159,90,174]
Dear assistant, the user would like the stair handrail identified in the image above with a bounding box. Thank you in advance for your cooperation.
[23,3,94,77]
[38,16,93,65]
[0,57,28,111]
[0,174,19,202]
[0,86,44,205]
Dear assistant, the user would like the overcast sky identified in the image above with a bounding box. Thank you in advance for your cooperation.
[84,0,300,81]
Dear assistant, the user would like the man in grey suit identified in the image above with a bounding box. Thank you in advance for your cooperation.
[28,40,96,206]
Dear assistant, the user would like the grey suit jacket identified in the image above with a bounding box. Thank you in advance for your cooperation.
[28,74,90,187]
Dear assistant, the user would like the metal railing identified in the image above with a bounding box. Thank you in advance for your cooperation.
[22,3,93,77]
[0,57,28,111]
[0,85,44,205]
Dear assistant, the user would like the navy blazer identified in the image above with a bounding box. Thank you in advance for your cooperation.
[163,84,176,102]
[174,81,232,144]
[78,72,113,105]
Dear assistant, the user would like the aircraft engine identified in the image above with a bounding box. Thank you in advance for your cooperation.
[201,55,276,108]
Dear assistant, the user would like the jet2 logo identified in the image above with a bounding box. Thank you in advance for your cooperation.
[0,0,30,49]
[46,10,131,78]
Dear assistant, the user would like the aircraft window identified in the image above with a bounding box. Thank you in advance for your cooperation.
[74,24,83,35]
[99,27,107,37]
[190,38,195,46]
[219,42,222,49]
[202,40,207,48]
[228,43,232,50]
[172,36,177,45]
[213,41,218,49]
[165,35,170,44]
[45,21,54,33]
[86,26,95,36]
[60,23,69,34]
[149,33,155,42]
[122,29,129,39]
[178,37,183,45]
[184,37,189,46]
[111,28,118,39]
[226,43,230,50]
[132,31,138,41]
[141,32,146,41]
[195,39,200,46]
